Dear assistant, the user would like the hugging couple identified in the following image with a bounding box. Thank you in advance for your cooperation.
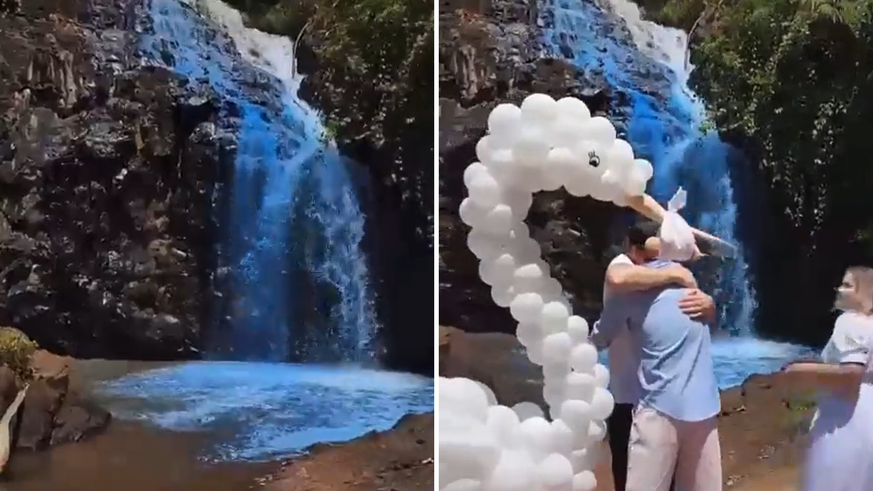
[591,218,722,491]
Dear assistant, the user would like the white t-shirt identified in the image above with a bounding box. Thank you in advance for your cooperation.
[821,312,873,365]
[602,253,641,405]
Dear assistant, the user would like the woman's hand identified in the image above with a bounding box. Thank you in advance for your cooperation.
[678,289,716,321]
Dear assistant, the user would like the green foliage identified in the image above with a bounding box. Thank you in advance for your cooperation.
[0,327,36,382]
[686,0,873,255]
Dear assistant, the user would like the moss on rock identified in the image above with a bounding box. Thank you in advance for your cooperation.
[0,327,37,382]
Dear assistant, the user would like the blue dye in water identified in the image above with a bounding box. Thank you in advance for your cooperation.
[96,362,434,461]
[99,0,430,463]
[141,0,376,362]
[542,0,815,382]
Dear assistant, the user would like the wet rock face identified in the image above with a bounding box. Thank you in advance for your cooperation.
[439,0,657,333]
[0,0,226,359]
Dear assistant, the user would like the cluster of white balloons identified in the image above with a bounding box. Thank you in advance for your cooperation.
[441,94,657,491]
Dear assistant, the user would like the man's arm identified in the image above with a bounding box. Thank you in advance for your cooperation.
[605,263,697,293]
[590,293,632,350]
[678,289,717,326]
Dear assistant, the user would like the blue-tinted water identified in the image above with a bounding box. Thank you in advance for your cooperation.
[542,0,813,377]
[142,0,376,362]
[94,362,434,462]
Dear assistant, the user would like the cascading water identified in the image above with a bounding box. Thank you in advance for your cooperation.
[86,0,432,464]
[141,0,376,362]
[542,0,814,387]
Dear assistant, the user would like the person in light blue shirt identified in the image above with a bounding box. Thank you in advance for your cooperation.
[591,256,722,491]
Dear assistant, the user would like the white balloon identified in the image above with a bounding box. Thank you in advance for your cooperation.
[572,471,597,491]
[515,416,553,462]
[476,136,493,163]
[549,419,575,455]
[463,162,489,190]
[440,426,502,481]
[542,361,571,382]
[482,449,537,491]
[566,316,589,343]
[520,93,558,126]
[512,129,551,166]
[491,286,515,308]
[509,292,545,323]
[488,103,523,138]
[459,198,488,228]
[549,118,589,150]
[542,146,575,191]
[542,278,564,301]
[560,399,591,432]
[556,97,591,122]
[569,343,599,372]
[584,116,616,145]
[488,253,517,287]
[476,381,499,407]
[536,453,574,490]
[526,340,545,366]
[486,405,520,446]
[513,264,545,294]
[589,387,615,420]
[633,158,654,181]
[540,301,570,334]
[593,363,610,388]
[542,332,573,363]
[516,322,542,348]
[467,229,505,260]
[504,188,533,217]
[468,173,502,208]
[443,479,483,491]
[511,401,545,421]
[565,371,596,401]
[441,378,491,422]
[587,420,607,443]
[481,204,514,235]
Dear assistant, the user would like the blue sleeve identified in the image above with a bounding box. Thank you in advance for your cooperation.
[591,292,632,349]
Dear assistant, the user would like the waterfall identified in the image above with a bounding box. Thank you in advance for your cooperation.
[140,0,377,362]
[541,0,755,333]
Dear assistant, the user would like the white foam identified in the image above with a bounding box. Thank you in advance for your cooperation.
[180,0,324,140]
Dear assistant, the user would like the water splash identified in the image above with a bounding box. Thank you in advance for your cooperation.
[140,0,376,361]
[541,0,755,333]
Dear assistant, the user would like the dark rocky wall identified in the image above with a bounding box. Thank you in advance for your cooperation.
[0,0,230,359]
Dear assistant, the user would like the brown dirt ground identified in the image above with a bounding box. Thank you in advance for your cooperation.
[262,413,434,491]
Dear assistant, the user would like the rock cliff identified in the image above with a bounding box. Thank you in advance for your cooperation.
[0,0,228,359]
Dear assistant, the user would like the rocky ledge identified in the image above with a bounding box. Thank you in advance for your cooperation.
[440,326,810,489]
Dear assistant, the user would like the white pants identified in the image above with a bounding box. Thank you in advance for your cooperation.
[626,406,723,491]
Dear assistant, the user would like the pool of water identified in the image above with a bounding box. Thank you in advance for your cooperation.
[600,336,817,389]
[91,361,434,462]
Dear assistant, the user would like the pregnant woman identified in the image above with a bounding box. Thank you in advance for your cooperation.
[780,266,873,491]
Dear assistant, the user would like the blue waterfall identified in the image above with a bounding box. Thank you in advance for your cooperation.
[140,0,376,362]
[543,0,814,386]
[541,0,754,332]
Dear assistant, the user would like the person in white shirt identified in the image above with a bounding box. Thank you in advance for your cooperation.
[604,219,716,491]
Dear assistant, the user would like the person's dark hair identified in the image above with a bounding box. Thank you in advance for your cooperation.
[625,218,661,249]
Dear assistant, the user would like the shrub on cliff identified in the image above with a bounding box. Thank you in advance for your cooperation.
[0,327,37,382]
